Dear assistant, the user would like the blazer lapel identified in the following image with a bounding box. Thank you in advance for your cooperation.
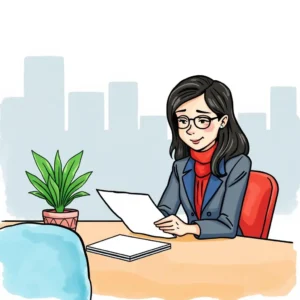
[202,158,226,211]
[182,157,226,214]
[182,158,196,213]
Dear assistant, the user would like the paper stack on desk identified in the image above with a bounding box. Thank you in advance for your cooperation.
[86,234,171,262]
[96,189,175,239]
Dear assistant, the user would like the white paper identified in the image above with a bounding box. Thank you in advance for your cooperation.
[97,189,175,238]
[87,235,170,256]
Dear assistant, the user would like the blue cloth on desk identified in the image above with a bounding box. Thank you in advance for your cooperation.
[0,223,91,300]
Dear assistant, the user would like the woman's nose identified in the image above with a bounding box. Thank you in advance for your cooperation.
[186,124,196,135]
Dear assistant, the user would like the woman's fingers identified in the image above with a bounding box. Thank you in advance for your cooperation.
[163,229,177,234]
[157,224,174,229]
[156,220,175,228]
[156,220,173,226]
[154,215,175,225]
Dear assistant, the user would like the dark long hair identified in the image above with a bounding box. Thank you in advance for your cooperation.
[167,75,249,177]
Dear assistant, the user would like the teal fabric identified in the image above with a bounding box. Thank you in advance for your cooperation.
[0,223,91,300]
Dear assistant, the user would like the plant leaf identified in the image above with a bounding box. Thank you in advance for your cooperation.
[48,176,60,207]
[61,151,83,199]
[28,191,54,207]
[65,191,90,207]
[54,150,63,188]
[63,172,92,204]
[32,151,55,183]
[29,191,46,199]
[25,171,54,206]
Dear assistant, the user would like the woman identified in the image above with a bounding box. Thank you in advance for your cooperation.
[155,75,251,239]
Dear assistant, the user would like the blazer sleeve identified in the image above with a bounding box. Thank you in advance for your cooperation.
[192,155,251,239]
[157,161,181,217]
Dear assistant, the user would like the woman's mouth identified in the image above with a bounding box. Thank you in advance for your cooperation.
[190,138,203,145]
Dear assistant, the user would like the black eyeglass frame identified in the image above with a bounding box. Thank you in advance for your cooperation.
[177,115,220,129]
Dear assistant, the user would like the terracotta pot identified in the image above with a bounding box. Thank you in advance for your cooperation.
[42,209,79,231]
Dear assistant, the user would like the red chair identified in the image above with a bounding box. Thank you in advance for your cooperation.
[239,171,279,239]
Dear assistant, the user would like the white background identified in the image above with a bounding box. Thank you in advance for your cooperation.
[0,0,299,299]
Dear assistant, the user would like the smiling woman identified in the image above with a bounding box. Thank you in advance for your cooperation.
[155,75,251,239]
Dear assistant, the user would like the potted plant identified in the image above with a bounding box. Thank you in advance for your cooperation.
[25,150,92,231]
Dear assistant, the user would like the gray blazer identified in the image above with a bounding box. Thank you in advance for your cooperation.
[157,154,251,239]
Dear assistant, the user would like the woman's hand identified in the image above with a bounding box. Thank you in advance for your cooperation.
[154,215,200,237]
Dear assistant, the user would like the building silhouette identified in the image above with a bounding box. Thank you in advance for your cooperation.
[238,112,269,170]
[238,87,299,214]
[269,87,299,213]
[0,56,298,220]
[108,82,138,133]
[68,92,105,136]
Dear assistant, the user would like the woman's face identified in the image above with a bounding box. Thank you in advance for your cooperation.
[175,94,228,151]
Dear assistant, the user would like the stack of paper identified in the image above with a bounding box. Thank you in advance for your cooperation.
[86,234,171,262]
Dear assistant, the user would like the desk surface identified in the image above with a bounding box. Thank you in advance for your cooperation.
[0,221,296,300]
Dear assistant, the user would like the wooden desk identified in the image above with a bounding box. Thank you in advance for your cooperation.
[0,221,296,300]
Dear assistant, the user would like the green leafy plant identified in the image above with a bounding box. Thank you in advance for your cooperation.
[26,150,92,213]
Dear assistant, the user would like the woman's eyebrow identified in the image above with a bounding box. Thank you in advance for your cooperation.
[175,109,186,113]
[196,109,210,114]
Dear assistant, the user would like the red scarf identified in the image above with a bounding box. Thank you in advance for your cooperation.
[190,143,217,219]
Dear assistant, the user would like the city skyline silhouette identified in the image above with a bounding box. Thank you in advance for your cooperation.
[0,56,298,220]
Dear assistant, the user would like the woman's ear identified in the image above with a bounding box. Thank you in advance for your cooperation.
[219,115,228,128]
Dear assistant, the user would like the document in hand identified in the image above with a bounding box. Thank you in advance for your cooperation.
[96,189,175,238]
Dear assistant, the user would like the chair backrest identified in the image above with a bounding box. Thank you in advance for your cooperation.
[0,223,91,300]
[239,170,278,239]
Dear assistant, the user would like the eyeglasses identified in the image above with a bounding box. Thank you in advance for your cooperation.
[177,115,219,129]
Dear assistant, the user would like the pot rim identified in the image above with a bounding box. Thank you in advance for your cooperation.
[42,208,79,213]
[42,208,79,219]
